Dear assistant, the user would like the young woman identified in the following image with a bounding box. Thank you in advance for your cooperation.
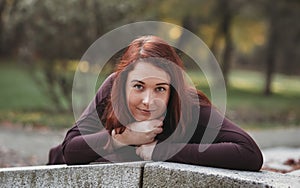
[48,35,263,171]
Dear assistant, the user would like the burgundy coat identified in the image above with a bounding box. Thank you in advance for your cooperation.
[48,73,263,171]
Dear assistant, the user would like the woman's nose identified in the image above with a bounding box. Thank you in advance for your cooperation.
[142,90,152,106]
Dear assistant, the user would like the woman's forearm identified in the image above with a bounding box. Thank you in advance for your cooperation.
[152,142,263,171]
[63,129,113,164]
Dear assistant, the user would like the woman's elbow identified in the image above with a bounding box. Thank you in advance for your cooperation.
[63,143,87,165]
[63,146,78,165]
[63,143,99,165]
[243,150,264,171]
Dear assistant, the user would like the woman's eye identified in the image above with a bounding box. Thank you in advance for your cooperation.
[156,87,166,92]
[133,84,144,90]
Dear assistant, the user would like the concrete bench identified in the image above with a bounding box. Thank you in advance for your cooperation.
[1,162,299,187]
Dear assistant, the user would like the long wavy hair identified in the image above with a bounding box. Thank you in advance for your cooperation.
[102,35,211,140]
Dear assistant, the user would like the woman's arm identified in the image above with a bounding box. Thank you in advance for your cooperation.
[150,106,263,171]
[62,73,115,165]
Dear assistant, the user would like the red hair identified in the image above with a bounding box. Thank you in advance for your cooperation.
[103,36,211,140]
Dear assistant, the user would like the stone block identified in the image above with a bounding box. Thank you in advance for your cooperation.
[0,162,145,188]
[143,162,300,188]
[1,161,300,187]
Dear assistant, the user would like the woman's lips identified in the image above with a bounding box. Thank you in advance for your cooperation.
[137,108,155,114]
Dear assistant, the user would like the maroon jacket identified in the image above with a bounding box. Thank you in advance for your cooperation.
[48,73,263,171]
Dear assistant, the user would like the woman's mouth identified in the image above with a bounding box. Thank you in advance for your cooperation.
[137,108,155,114]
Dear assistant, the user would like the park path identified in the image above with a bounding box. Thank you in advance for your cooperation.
[1,123,300,175]
[0,123,65,167]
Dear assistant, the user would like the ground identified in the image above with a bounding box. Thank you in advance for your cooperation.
[0,122,65,167]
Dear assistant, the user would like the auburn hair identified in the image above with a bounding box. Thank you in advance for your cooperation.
[103,35,211,140]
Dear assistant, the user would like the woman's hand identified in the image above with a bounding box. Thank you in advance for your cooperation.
[136,140,158,160]
[111,119,163,148]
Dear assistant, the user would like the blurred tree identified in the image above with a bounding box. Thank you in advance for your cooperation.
[0,0,7,56]
[257,0,300,95]
[2,0,142,111]
[22,0,96,111]
[158,0,246,87]
[264,0,279,96]
[208,0,300,95]
[1,0,24,58]
[275,0,300,75]
[209,0,236,87]
[0,0,299,106]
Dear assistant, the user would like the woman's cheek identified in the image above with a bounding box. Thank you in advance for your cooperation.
[154,99,168,116]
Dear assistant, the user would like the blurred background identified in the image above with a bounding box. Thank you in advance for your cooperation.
[0,0,299,169]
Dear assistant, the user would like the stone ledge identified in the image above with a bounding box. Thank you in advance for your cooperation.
[143,162,300,188]
[1,162,300,188]
[0,162,145,188]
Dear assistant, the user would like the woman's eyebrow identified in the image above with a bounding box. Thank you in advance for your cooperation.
[131,80,169,86]
[156,83,170,86]
[131,80,145,84]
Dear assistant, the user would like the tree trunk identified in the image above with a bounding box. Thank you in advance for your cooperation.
[0,0,7,56]
[264,2,278,96]
[93,0,104,37]
[220,0,233,87]
[209,0,233,87]
[176,15,198,50]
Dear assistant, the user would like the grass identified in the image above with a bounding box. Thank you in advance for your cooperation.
[188,69,300,130]
[0,61,75,129]
[0,60,299,130]
[0,63,51,110]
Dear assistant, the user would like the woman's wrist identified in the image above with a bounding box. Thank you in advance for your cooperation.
[111,129,127,149]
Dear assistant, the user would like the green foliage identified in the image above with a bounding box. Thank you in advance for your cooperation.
[0,61,74,129]
[1,0,147,111]
[3,0,144,59]
[1,61,300,130]
[188,69,300,130]
[0,110,74,130]
[0,0,299,129]
[0,62,52,110]
[28,59,76,111]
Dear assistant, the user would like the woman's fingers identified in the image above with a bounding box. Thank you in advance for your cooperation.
[153,127,163,134]
[111,129,128,148]
[154,121,163,128]
[135,146,141,156]
[135,141,158,160]
[114,120,163,146]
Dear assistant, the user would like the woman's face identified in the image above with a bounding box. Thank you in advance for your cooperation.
[126,62,171,121]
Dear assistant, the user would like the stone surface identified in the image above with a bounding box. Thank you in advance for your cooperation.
[1,125,300,187]
[0,162,146,188]
[143,162,300,188]
[1,161,300,187]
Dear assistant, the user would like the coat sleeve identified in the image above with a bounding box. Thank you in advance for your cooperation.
[62,73,115,165]
[152,106,263,171]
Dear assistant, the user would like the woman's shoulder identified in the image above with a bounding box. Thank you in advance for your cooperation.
[99,72,116,89]
[96,73,116,92]
[95,72,116,104]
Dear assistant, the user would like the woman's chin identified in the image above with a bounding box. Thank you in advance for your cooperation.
[133,114,164,122]
[132,113,151,121]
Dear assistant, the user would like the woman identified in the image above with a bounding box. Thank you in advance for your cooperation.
[48,35,263,171]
